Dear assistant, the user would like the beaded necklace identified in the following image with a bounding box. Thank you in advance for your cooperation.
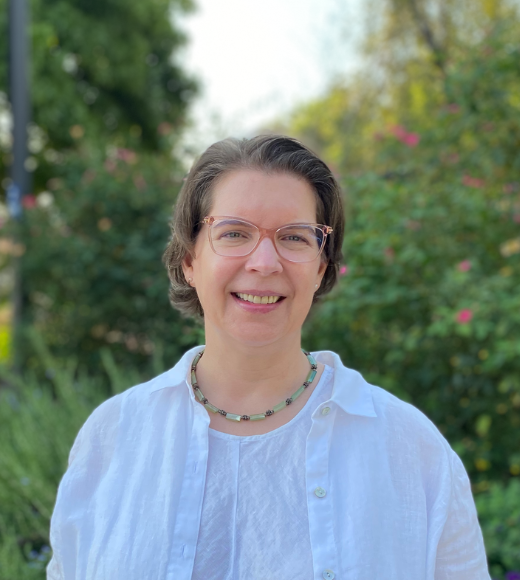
[190,349,318,422]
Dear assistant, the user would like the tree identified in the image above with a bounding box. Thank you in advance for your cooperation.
[289,12,520,487]
[0,0,201,374]
[0,0,198,193]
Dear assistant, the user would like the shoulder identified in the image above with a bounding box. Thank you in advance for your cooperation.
[68,366,186,466]
[318,350,453,461]
[371,385,448,448]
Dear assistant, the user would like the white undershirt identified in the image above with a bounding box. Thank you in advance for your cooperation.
[192,365,334,580]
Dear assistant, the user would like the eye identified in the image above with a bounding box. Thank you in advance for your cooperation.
[285,234,307,243]
[219,229,250,240]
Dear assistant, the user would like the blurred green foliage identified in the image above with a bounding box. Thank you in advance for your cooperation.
[0,334,143,579]
[476,479,520,579]
[10,148,201,374]
[0,0,197,165]
[296,14,520,489]
[0,0,202,374]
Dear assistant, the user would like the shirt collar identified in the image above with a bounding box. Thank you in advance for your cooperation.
[149,345,204,395]
[312,350,378,418]
[150,347,378,419]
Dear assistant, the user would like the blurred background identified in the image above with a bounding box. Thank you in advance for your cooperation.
[0,0,519,577]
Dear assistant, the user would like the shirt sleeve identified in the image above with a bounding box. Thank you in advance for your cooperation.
[46,394,122,580]
[434,450,491,580]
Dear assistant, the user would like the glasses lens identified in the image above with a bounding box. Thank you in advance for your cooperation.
[275,225,324,262]
[210,218,259,256]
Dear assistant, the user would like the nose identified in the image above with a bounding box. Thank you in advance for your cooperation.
[244,235,283,275]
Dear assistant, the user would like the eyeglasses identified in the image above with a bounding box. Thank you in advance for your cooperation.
[202,216,333,263]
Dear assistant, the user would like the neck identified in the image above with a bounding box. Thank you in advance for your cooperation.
[194,329,310,410]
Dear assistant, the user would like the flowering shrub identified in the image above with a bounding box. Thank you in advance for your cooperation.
[302,23,520,498]
[5,149,201,376]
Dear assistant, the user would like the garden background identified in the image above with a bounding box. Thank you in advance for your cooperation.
[0,0,519,578]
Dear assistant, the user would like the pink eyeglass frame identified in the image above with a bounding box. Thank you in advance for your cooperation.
[202,216,333,262]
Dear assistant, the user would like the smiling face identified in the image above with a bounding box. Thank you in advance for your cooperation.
[182,169,328,348]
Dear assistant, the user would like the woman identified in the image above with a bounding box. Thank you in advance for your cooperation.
[47,135,490,580]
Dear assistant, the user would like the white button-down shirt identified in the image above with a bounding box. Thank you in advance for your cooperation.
[47,347,490,580]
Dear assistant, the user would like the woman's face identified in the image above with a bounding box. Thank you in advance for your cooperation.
[183,169,328,347]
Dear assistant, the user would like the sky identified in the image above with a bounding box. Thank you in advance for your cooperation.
[177,0,364,154]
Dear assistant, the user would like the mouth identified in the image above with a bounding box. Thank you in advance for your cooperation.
[233,292,285,305]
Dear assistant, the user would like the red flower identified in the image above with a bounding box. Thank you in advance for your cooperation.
[116,148,137,164]
[462,175,485,189]
[456,309,473,324]
[457,260,471,272]
[22,194,37,209]
[390,125,420,147]
[403,133,420,147]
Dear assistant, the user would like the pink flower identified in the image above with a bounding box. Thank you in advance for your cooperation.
[116,148,137,164]
[462,175,485,188]
[513,214,520,223]
[403,133,420,147]
[384,247,395,260]
[390,125,420,147]
[446,103,460,114]
[457,260,471,272]
[391,125,407,139]
[339,265,348,276]
[456,309,473,324]
[22,194,37,209]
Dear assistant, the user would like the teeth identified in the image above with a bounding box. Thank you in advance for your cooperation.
[236,293,281,304]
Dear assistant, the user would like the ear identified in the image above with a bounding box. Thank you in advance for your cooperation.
[315,259,328,290]
[182,252,195,285]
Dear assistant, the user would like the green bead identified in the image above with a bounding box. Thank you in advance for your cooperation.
[205,402,219,413]
[195,388,205,401]
[306,369,317,383]
[250,413,266,421]
[191,371,197,386]
[307,354,317,366]
[225,412,241,422]
[273,401,287,413]
[291,385,306,401]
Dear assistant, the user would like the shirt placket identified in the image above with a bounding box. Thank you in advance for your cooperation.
[306,402,339,580]
[166,402,210,580]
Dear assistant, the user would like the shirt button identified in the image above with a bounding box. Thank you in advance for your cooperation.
[314,486,327,498]
[321,406,331,416]
[322,570,335,580]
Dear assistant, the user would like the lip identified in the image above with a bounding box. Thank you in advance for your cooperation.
[231,292,285,312]
[233,290,286,297]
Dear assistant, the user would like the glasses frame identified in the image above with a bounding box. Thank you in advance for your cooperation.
[202,216,333,263]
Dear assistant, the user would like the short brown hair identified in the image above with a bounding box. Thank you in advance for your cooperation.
[163,134,345,318]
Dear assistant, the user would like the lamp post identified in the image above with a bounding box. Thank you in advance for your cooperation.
[8,0,30,372]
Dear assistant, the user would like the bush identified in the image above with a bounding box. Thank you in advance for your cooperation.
[477,479,520,579]
[0,333,150,579]
[301,21,520,484]
[6,147,202,376]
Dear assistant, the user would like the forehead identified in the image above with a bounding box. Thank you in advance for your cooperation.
[208,169,317,227]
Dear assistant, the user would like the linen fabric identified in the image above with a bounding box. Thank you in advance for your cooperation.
[192,364,334,579]
[47,347,490,580]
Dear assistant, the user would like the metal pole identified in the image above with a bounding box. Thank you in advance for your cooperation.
[8,0,30,373]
